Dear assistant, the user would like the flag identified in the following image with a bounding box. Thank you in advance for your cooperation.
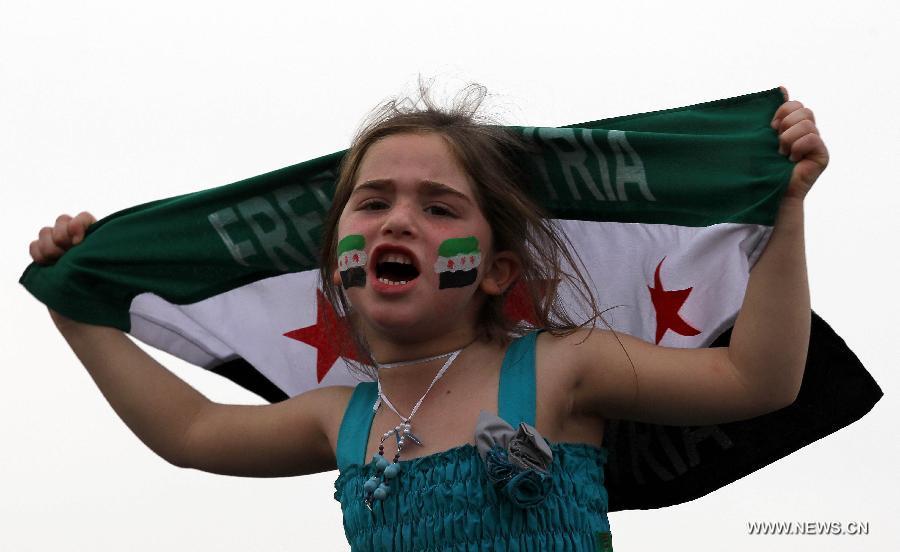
[19,88,882,511]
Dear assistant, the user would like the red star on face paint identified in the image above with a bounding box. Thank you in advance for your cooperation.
[647,257,701,344]
[283,289,364,383]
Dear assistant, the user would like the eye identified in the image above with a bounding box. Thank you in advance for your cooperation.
[359,200,388,211]
[425,205,456,217]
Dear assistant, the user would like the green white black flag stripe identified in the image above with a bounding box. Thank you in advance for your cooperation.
[20,89,881,511]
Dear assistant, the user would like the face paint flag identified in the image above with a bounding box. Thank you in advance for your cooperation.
[19,89,882,512]
[337,235,367,289]
[435,237,481,289]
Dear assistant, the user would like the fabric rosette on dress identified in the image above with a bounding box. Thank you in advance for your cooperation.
[474,410,553,508]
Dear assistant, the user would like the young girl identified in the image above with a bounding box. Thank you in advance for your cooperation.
[30,86,827,550]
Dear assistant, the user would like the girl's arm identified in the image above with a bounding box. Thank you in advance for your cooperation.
[35,213,339,477]
[726,195,808,408]
[53,314,341,477]
[727,90,827,404]
[564,90,828,425]
[52,314,210,467]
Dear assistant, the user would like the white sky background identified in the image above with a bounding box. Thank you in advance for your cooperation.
[2,1,897,550]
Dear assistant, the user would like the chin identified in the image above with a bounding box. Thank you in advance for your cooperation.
[370,321,434,344]
[354,292,477,340]
[363,308,426,333]
[370,308,461,341]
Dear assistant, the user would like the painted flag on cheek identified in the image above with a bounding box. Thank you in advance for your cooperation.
[19,88,882,511]
[435,237,482,289]
[337,235,367,289]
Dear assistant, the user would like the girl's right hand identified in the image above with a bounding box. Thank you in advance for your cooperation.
[29,212,97,265]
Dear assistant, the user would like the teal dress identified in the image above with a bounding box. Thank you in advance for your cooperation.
[333,331,612,551]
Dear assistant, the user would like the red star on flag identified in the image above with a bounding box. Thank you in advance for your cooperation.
[503,279,553,326]
[283,289,364,382]
[647,257,701,344]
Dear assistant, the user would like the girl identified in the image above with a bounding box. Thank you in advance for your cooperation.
[30,86,827,550]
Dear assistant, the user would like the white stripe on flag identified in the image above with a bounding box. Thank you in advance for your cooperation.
[557,220,771,348]
[130,270,361,396]
[127,220,772,397]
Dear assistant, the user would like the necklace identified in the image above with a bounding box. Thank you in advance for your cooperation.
[363,344,469,509]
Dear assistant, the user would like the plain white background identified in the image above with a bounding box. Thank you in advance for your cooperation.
[3,1,897,550]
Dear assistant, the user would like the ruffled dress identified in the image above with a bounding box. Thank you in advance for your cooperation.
[333,331,613,551]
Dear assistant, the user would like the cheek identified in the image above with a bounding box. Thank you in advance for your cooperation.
[433,236,483,290]
[335,232,369,290]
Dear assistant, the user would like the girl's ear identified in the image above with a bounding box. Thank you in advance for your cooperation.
[332,266,342,286]
[480,250,521,296]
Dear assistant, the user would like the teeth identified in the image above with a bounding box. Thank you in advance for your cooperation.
[379,253,413,265]
[378,278,408,286]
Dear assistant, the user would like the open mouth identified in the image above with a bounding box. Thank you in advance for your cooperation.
[375,258,421,285]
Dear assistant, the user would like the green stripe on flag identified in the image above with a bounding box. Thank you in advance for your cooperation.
[19,89,793,331]
[437,237,479,257]
[514,90,792,226]
[337,235,365,255]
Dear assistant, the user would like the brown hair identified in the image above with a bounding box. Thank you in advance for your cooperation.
[319,84,625,381]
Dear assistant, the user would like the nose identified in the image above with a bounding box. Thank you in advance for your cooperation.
[379,200,417,238]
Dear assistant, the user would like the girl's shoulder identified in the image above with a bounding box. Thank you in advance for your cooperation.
[538,324,770,426]
[533,326,645,422]
[536,328,659,418]
[533,328,604,389]
[304,384,356,460]
[534,330,583,385]
[533,330,606,445]
[533,326,634,393]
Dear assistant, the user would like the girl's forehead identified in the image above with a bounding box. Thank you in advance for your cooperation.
[354,133,475,197]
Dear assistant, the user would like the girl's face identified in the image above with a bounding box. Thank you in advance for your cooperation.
[334,132,507,344]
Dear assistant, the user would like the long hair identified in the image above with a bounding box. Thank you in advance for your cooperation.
[319,84,625,381]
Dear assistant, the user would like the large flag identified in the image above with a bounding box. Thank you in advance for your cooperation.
[19,88,881,511]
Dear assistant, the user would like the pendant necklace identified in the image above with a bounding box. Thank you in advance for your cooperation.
[363,342,471,509]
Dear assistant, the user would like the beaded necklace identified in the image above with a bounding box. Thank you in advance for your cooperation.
[363,343,471,509]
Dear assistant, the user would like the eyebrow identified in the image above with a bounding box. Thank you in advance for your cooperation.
[351,179,473,206]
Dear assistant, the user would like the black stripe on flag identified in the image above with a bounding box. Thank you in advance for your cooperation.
[602,309,883,511]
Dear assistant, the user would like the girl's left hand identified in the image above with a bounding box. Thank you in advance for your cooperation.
[771,86,830,202]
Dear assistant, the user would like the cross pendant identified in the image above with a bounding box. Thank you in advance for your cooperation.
[391,421,424,450]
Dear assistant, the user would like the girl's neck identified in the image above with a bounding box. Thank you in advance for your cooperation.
[371,332,495,399]
[367,325,476,366]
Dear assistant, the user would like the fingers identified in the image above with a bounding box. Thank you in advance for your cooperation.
[778,119,818,158]
[51,214,75,249]
[788,132,828,166]
[30,226,67,265]
[770,89,829,199]
[70,211,97,245]
[771,101,811,130]
[29,211,96,265]
[772,101,825,163]
[777,106,816,132]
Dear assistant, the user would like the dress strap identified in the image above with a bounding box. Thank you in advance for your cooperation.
[497,330,542,427]
[335,381,378,471]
